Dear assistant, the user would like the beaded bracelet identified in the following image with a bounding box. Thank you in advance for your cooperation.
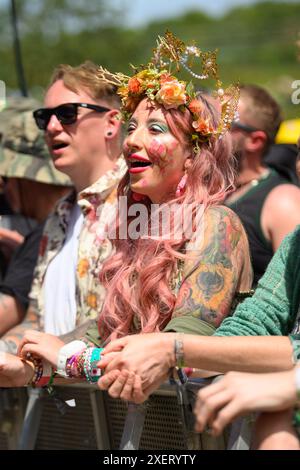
[26,353,43,387]
[65,347,103,383]
[84,348,103,384]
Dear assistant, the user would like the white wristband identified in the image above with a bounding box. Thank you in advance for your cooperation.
[57,340,86,378]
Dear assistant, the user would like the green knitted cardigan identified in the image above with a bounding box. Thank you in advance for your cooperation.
[215,225,300,360]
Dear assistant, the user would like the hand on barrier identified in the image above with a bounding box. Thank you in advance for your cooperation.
[17,330,64,367]
[194,369,298,436]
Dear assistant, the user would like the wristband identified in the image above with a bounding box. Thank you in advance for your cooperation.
[37,361,53,387]
[57,340,86,378]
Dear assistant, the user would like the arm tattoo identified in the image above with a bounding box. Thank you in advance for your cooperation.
[173,207,250,327]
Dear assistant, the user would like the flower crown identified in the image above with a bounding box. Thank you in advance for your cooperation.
[98,31,239,147]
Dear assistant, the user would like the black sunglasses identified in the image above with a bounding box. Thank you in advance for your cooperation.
[33,102,111,130]
[231,120,260,133]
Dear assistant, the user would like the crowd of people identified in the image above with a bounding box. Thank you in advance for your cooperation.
[0,31,300,450]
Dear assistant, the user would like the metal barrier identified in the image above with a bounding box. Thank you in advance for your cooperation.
[0,380,252,450]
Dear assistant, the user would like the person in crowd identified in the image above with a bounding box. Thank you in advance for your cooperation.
[0,60,126,354]
[193,364,300,450]
[0,32,252,386]
[0,97,40,215]
[264,118,300,185]
[0,109,72,337]
[225,85,300,285]
[0,98,45,274]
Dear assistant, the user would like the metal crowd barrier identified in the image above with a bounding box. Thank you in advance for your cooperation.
[0,379,253,450]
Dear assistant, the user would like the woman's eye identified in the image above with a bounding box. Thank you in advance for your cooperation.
[149,124,166,133]
[127,124,136,134]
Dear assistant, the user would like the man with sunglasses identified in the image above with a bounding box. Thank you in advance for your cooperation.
[226,84,300,285]
[0,61,126,354]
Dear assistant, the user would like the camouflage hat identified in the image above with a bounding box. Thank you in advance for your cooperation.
[0,109,73,187]
[0,96,41,139]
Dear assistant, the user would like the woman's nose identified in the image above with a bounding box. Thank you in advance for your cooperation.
[125,129,144,151]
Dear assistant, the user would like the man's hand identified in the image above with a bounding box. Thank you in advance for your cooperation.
[194,369,298,436]
[0,352,34,387]
[18,330,64,367]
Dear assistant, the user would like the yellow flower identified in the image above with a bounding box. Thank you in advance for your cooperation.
[87,293,97,309]
[156,79,187,109]
[77,258,89,278]
[137,69,158,81]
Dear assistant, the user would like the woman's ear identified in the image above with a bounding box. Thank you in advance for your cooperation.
[105,110,122,140]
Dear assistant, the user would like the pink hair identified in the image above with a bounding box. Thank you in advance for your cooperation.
[98,95,234,341]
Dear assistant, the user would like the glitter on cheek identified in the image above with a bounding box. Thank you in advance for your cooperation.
[149,139,167,164]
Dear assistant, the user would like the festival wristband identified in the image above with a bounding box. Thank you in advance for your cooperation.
[57,340,87,378]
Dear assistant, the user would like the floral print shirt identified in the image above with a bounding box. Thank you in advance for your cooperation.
[29,157,126,330]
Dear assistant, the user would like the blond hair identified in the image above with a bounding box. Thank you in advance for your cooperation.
[49,61,121,109]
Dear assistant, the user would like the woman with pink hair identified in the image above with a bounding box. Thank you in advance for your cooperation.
[0,32,251,388]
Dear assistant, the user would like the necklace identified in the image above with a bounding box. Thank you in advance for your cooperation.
[236,169,270,190]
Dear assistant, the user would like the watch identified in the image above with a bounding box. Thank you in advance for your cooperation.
[57,340,86,378]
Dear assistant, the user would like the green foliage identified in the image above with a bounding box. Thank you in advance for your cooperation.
[1,0,299,118]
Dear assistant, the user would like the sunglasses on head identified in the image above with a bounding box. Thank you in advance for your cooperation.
[33,102,111,130]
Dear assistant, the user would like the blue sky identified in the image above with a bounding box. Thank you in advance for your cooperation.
[110,0,299,26]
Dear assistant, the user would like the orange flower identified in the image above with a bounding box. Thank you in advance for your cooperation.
[188,99,203,115]
[77,258,89,278]
[192,117,214,135]
[156,79,187,109]
[159,73,174,84]
[87,293,97,309]
[128,77,142,94]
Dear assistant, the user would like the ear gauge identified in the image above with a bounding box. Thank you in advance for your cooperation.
[106,131,113,137]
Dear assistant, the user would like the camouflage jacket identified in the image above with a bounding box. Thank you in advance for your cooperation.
[29,157,126,329]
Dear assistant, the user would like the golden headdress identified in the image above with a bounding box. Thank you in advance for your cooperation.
[98,31,239,147]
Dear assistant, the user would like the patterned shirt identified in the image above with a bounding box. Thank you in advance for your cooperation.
[29,157,126,330]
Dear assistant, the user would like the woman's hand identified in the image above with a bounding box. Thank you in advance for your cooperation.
[0,352,34,387]
[97,333,175,402]
[17,330,65,367]
[194,369,297,436]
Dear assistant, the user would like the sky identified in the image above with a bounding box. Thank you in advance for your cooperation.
[110,0,299,26]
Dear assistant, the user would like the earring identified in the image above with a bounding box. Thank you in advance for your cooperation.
[106,131,113,137]
[132,192,146,202]
[175,174,187,198]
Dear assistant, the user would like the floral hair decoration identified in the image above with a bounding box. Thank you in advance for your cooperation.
[98,31,239,149]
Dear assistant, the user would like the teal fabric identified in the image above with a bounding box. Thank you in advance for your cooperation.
[215,225,300,338]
